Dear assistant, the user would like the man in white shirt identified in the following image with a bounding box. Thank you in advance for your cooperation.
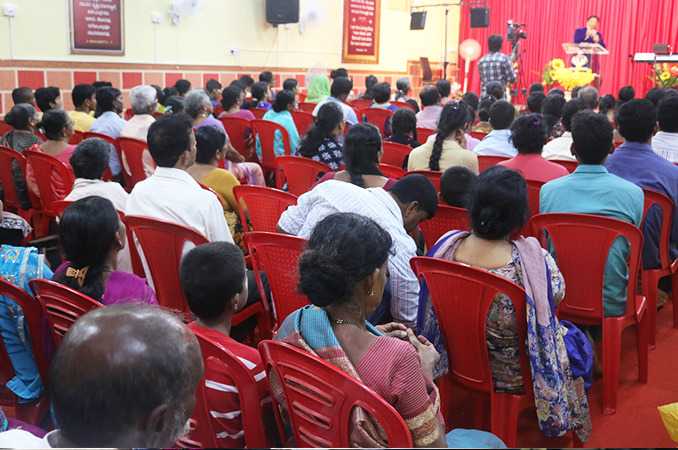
[415,85,443,130]
[0,305,204,448]
[277,175,438,329]
[543,98,590,161]
[89,87,126,178]
[652,95,678,162]
[120,85,157,177]
[473,100,518,157]
[312,77,359,126]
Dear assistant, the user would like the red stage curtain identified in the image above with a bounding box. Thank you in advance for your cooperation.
[458,0,678,101]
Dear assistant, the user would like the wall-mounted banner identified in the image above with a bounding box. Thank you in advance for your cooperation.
[342,0,380,64]
[70,0,124,55]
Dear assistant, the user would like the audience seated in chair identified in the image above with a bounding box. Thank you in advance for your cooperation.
[541,94,567,139]
[0,305,204,448]
[11,87,36,109]
[218,85,256,121]
[34,87,63,114]
[89,87,126,178]
[305,74,331,104]
[652,95,678,163]
[311,77,359,126]
[439,166,476,208]
[385,108,421,151]
[297,101,345,171]
[472,101,518,157]
[205,79,222,109]
[498,113,569,183]
[370,82,397,112]
[436,79,453,105]
[180,242,276,448]
[249,82,272,111]
[174,79,191,98]
[394,77,420,112]
[278,175,437,328]
[120,85,157,177]
[68,84,96,133]
[542,98,590,161]
[526,92,546,114]
[257,90,300,160]
[473,95,496,133]
[598,94,616,123]
[415,85,443,130]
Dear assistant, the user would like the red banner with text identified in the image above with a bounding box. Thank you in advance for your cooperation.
[70,0,124,55]
[342,0,380,64]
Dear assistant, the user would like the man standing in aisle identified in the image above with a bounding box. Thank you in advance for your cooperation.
[478,34,516,98]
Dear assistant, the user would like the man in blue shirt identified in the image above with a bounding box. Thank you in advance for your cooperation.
[89,87,126,179]
[473,101,518,157]
[540,111,644,318]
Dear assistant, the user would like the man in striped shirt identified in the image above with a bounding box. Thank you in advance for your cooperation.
[180,242,275,448]
[652,96,678,163]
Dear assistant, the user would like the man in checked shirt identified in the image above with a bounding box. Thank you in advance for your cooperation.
[478,34,516,99]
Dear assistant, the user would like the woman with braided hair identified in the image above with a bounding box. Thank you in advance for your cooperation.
[407,101,478,173]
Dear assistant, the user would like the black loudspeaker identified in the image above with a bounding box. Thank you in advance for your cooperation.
[266,0,299,25]
[470,7,489,28]
[410,11,427,30]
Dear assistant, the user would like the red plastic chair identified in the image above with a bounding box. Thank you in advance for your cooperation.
[477,155,510,173]
[117,137,155,190]
[469,131,488,141]
[258,340,413,448]
[298,102,316,113]
[124,108,135,120]
[23,149,75,238]
[250,107,269,119]
[29,279,104,346]
[184,327,275,448]
[68,130,85,146]
[406,169,441,192]
[640,188,677,345]
[416,127,435,145]
[614,140,624,148]
[391,101,416,111]
[244,232,309,331]
[233,185,297,233]
[419,205,471,249]
[219,116,253,160]
[359,108,393,138]
[381,141,412,168]
[0,278,52,426]
[410,257,539,447]
[378,163,407,180]
[0,146,37,223]
[83,131,122,182]
[251,119,292,176]
[290,110,315,136]
[529,213,648,415]
[552,159,578,174]
[213,106,224,116]
[0,121,12,136]
[515,179,545,239]
[350,98,373,110]
[275,155,333,196]
[53,200,125,223]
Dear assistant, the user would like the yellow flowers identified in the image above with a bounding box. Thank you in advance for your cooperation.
[535,58,592,91]
[551,58,565,71]
[651,63,678,88]
[660,71,671,81]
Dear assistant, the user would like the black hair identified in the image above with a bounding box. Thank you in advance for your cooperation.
[644,87,669,106]
[541,94,566,132]
[4,104,36,131]
[330,77,353,98]
[529,82,545,94]
[272,90,296,113]
[92,81,113,90]
[343,123,382,187]
[95,87,121,114]
[419,85,441,107]
[617,85,635,107]
[147,114,193,167]
[250,82,269,103]
[298,213,392,307]
[488,34,503,52]
[469,166,528,239]
[70,138,110,179]
[194,125,226,164]
[72,84,96,108]
[55,196,120,302]
[510,113,548,154]
[283,78,298,91]
[159,87,178,106]
[362,75,378,100]
[587,15,599,21]
[150,85,163,105]
[461,92,479,111]
[658,96,678,133]
[440,166,477,208]
[548,87,565,98]
[259,71,274,83]
[578,86,599,109]
[429,102,471,171]
[388,174,438,219]
[298,102,344,159]
[330,68,349,80]
[436,80,451,98]
[34,87,61,113]
[598,94,616,116]
[489,100,515,130]
[561,98,590,131]
[614,98,657,143]
[239,75,254,87]
[37,109,70,140]
[486,81,505,100]
[571,110,613,164]
[230,80,246,90]
[372,82,391,104]
[477,95,496,121]
[180,242,246,320]
[526,92,546,113]
[165,96,185,115]
[205,79,222,92]
[12,87,33,105]
[395,78,411,101]
[571,86,583,99]
[174,79,191,95]
[220,86,242,111]
[390,108,417,139]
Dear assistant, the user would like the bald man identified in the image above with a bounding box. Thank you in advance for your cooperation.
[0,305,204,448]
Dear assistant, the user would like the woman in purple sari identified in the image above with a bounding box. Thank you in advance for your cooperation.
[52,196,158,307]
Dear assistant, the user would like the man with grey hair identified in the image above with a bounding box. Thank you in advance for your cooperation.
[120,85,158,176]
[0,305,204,448]
[578,86,599,110]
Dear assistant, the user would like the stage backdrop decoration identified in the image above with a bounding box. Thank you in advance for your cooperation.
[342,0,381,64]
[457,0,678,99]
[69,0,124,55]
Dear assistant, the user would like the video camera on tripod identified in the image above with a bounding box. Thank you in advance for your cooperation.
[507,20,527,49]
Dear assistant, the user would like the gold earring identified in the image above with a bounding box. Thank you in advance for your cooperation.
[368,290,374,297]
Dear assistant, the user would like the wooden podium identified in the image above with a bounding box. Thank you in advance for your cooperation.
[562,43,609,88]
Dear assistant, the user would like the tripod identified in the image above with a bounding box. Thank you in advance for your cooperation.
[509,41,528,104]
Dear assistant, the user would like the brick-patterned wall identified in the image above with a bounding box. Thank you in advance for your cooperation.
[0,60,451,114]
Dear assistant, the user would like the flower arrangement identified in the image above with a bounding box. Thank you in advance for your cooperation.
[534,58,595,91]
[649,63,678,88]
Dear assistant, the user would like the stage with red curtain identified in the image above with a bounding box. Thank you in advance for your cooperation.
[457,0,678,102]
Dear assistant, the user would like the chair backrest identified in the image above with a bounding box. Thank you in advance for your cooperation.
[233,185,298,233]
[124,108,135,120]
[391,101,416,111]
[117,137,154,189]
[275,155,333,196]
[0,121,12,136]
[520,179,545,238]
[53,200,125,223]
[381,141,412,168]
[477,155,509,172]
[28,279,104,346]
[529,213,644,320]
[350,98,373,110]
[416,127,435,145]
[469,131,488,141]
[641,188,675,271]
[420,57,433,81]
[213,106,224,116]
[123,215,209,316]
[419,205,471,249]
[187,328,271,448]
[0,278,53,396]
[552,159,577,174]
[406,169,441,192]
[243,232,309,329]
[250,108,269,119]
[68,130,85,146]
[251,119,292,171]
[258,340,413,448]
[0,146,27,213]
[378,163,407,180]
[614,140,624,148]
[359,108,393,138]
[298,102,317,113]
[410,257,532,397]
[218,116,253,159]
[23,149,75,218]
[290,110,314,136]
